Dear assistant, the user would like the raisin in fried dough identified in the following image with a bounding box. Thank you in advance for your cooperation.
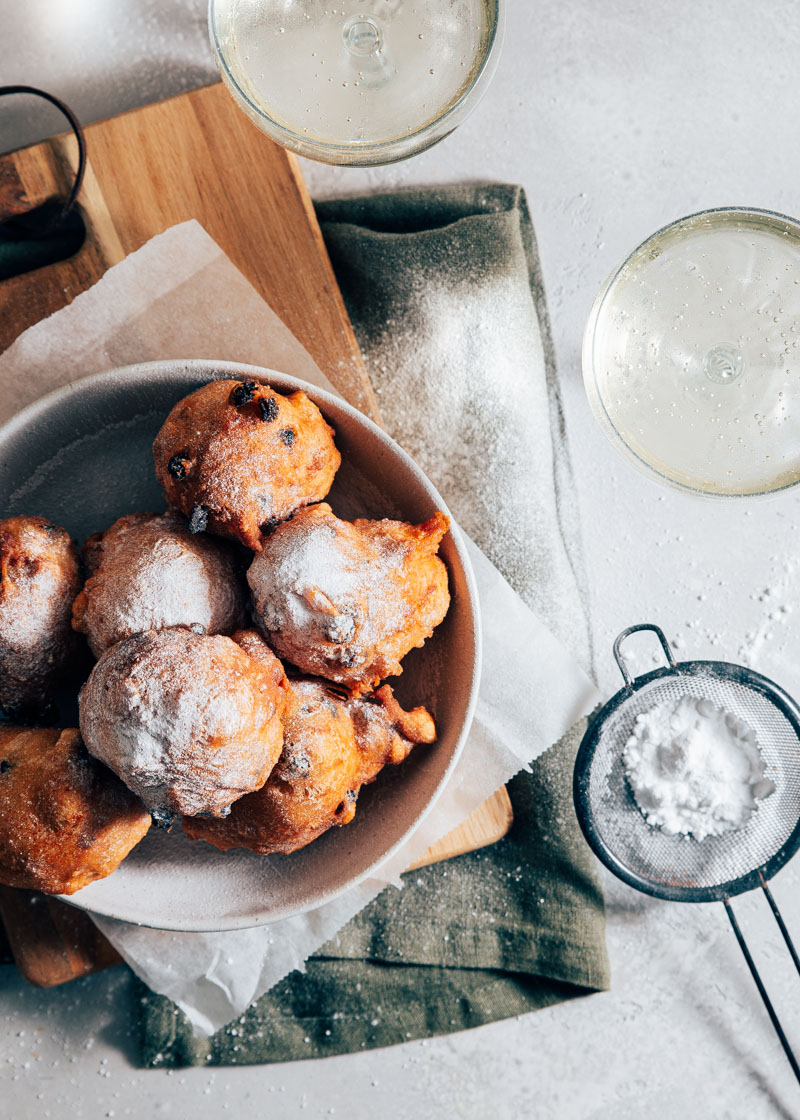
[0,515,82,716]
[72,510,247,656]
[247,503,451,693]
[79,628,288,821]
[153,379,341,550]
[184,680,435,854]
[0,725,151,895]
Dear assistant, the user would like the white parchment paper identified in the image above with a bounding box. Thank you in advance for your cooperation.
[0,221,599,1035]
[0,220,332,422]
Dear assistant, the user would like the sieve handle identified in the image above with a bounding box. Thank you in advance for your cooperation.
[724,898,800,1086]
[760,876,800,980]
[613,624,676,688]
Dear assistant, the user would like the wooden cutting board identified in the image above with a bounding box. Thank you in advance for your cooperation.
[0,81,512,988]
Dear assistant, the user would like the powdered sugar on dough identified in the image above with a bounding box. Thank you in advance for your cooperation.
[247,503,449,691]
[73,511,247,656]
[623,695,776,841]
[0,515,82,710]
[79,629,286,818]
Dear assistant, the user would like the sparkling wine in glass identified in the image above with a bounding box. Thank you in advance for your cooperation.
[583,208,800,497]
[209,0,502,165]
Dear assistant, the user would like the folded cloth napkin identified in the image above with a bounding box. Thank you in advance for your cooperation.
[137,184,610,1067]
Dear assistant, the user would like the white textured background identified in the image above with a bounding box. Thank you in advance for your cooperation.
[3,2,800,1116]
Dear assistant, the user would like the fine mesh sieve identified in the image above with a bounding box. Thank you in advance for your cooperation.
[574,624,800,1085]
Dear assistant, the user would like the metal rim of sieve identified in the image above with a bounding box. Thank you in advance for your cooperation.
[574,624,800,904]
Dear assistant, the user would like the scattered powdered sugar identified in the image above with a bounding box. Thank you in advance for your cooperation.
[351,257,592,671]
[623,695,777,841]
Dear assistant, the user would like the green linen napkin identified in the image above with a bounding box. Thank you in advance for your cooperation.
[138,184,610,1068]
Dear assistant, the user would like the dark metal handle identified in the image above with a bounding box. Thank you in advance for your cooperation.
[724,898,800,1086]
[0,85,86,230]
[761,877,800,980]
[612,623,676,688]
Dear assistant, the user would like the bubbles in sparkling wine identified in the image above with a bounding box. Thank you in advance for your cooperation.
[587,210,800,494]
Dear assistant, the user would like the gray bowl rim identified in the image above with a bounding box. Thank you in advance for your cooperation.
[0,358,482,930]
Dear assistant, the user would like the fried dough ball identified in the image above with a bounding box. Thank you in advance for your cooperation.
[0,725,151,895]
[0,515,82,716]
[152,378,341,550]
[71,511,248,657]
[247,503,451,693]
[184,680,436,854]
[79,628,288,821]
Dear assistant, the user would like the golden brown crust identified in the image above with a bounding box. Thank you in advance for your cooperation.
[79,628,288,818]
[71,510,248,656]
[247,504,451,693]
[230,628,288,683]
[183,680,435,855]
[152,379,341,550]
[0,726,151,895]
[372,684,437,750]
[0,515,82,713]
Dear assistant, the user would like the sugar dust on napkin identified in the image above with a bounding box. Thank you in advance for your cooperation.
[623,696,776,841]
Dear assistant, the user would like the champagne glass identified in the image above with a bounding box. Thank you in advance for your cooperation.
[209,0,503,165]
[583,207,800,497]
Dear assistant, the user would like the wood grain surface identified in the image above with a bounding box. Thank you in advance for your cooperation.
[0,82,378,418]
[0,82,511,988]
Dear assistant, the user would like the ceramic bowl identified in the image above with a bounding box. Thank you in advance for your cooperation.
[0,359,481,931]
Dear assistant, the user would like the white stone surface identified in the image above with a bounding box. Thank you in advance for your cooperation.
[3,1,800,1116]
